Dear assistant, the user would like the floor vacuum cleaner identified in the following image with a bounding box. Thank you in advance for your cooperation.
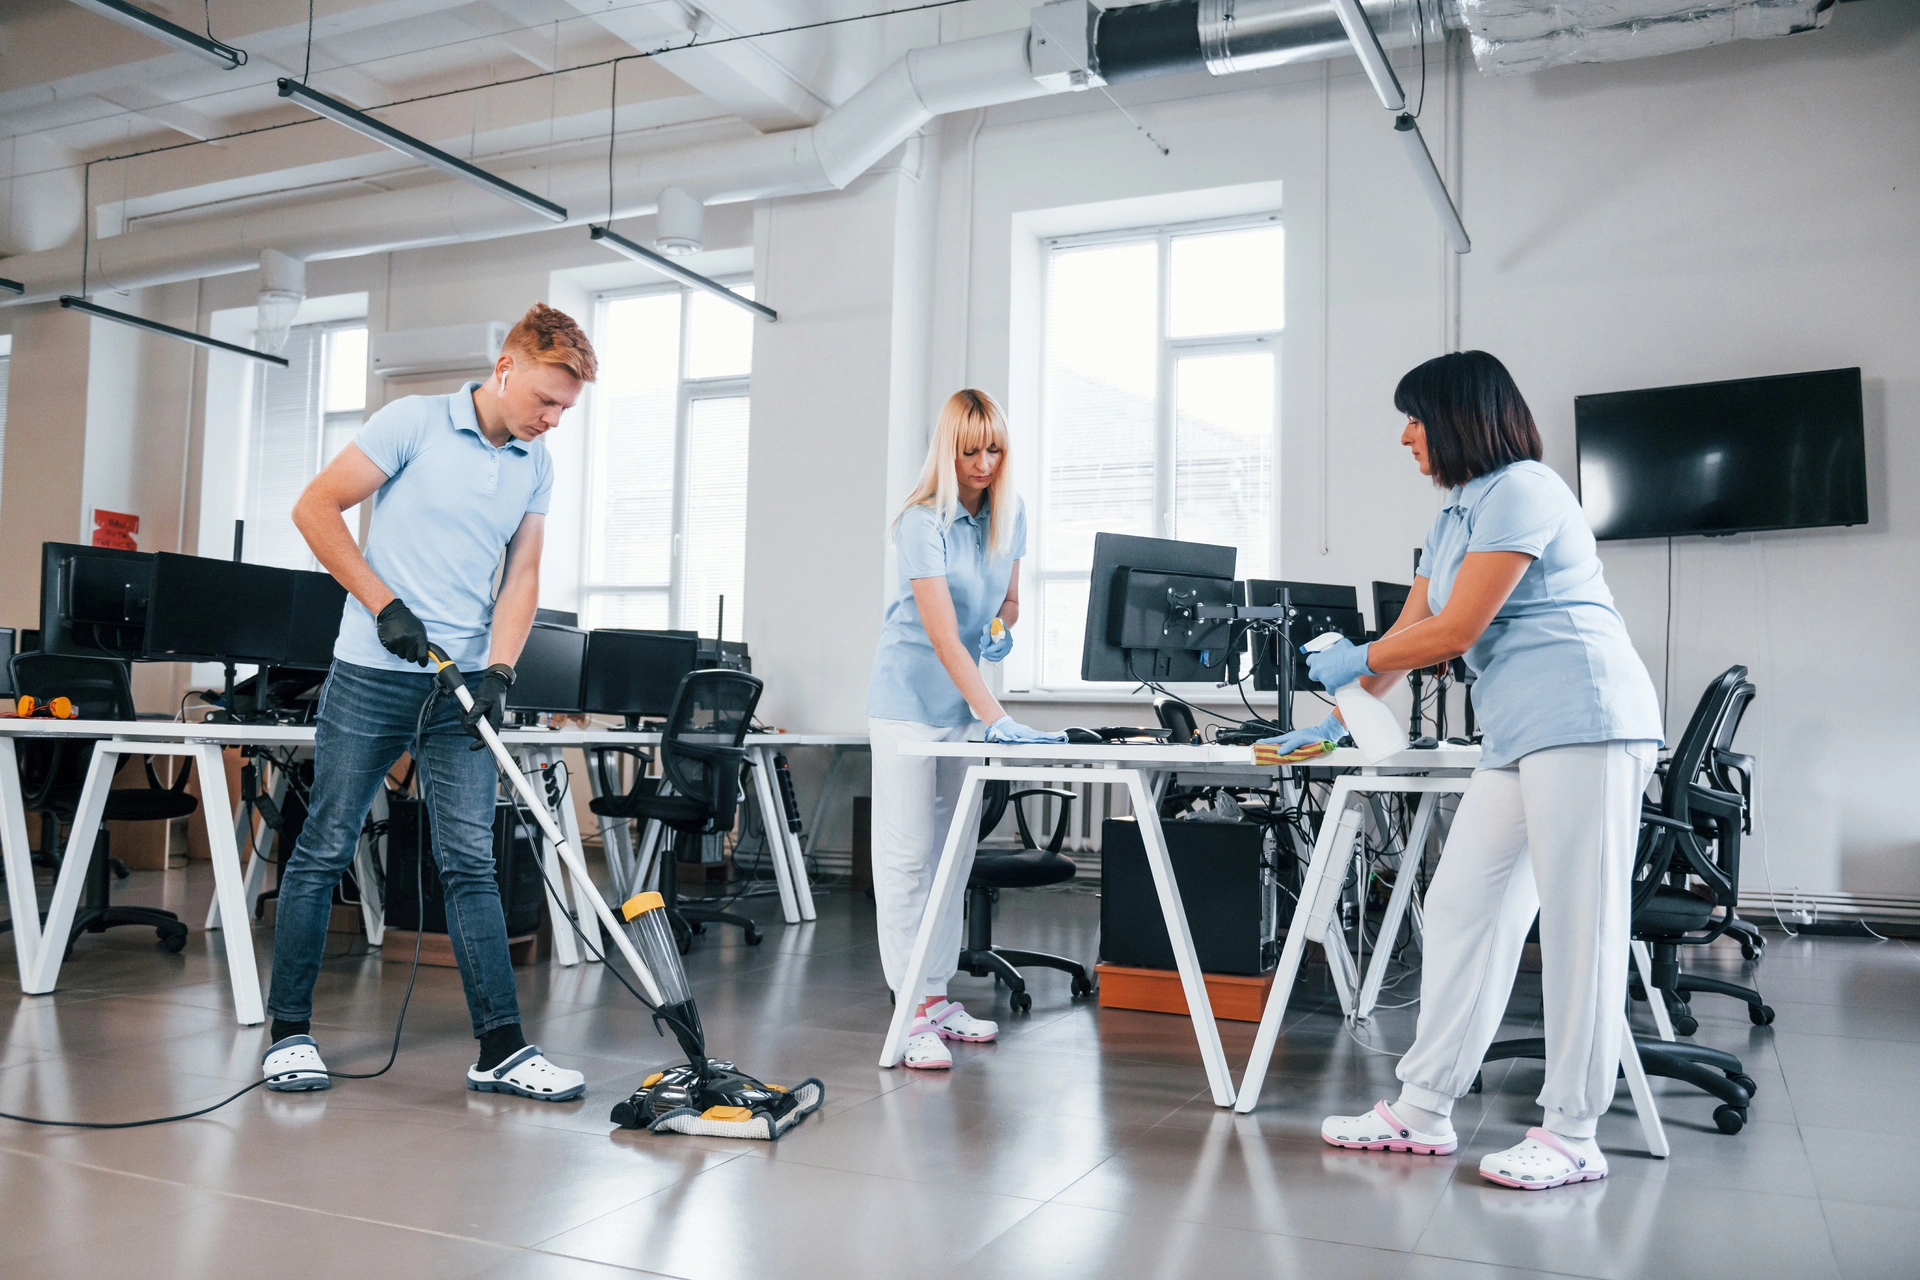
[431,647,824,1141]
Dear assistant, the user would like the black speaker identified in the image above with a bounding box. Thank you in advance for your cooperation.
[384,795,544,938]
[1099,818,1276,976]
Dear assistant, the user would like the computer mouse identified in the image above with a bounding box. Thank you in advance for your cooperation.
[1063,727,1103,745]
[1410,735,1439,750]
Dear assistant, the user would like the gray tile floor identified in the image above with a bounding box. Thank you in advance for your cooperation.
[2,863,1913,1279]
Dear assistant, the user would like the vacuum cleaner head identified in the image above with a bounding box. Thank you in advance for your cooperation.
[610,892,825,1141]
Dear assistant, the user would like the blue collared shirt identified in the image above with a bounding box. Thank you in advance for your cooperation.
[1421,460,1662,769]
[866,498,1027,728]
[333,382,553,674]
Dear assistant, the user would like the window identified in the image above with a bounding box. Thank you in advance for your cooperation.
[242,323,367,569]
[1028,218,1283,689]
[583,285,754,636]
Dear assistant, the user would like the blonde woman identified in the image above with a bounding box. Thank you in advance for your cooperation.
[867,389,1063,1070]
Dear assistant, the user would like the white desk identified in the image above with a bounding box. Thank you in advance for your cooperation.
[0,718,857,1024]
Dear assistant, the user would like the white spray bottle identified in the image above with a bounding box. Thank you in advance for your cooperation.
[1301,631,1408,764]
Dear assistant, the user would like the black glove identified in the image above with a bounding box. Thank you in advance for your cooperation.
[375,598,432,667]
[461,664,514,748]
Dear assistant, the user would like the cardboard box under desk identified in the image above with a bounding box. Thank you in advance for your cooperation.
[1095,963,1277,1023]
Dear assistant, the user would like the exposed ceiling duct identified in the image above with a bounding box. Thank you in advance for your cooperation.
[1455,0,1841,76]
[0,0,1846,304]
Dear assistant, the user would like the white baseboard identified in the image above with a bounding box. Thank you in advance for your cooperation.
[1739,890,1920,926]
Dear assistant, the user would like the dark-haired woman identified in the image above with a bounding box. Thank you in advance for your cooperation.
[1308,351,1663,1190]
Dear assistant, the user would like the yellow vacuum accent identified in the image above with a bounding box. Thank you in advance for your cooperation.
[700,1105,755,1122]
[641,1072,664,1088]
[621,891,666,922]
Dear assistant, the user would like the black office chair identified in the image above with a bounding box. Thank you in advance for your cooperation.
[1481,666,1762,1134]
[1704,682,1765,961]
[957,779,1093,1012]
[1153,695,1200,745]
[589,669,764,952]
[5,654,195,955]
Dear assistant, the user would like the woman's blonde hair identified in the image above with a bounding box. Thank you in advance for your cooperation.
[895,389,1016,558]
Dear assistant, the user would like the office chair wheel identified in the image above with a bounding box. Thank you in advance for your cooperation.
[1728,1072,1757,1098]
[1713,1104,1747,1135]
[1070,975,1094,998]
[1749,1003,1775,1027]
[110,858,131,881]
[1469,1073,1483,1094]
[1010,991,1032,1014]
[1740,939,1763,961]
[160,929,188,953]
[745,925,763,946]
[1671,1005,1698,1037]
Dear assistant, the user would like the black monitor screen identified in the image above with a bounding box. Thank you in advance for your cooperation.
[1245,580,1366,692]
[1081,534,1237,683]
[582,629,698,718]
[509,623,588,714]
[1575,367,1866,541]
[42,543,154,658]
[145,553,294,664]
[1372,581,1411,635]
[286,571,349,668]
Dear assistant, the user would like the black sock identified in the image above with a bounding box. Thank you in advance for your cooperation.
[476,1023,527,1071]
[270,1018,311,1043]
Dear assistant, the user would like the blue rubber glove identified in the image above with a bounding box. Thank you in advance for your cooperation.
[1258,712,1348,753]
[984,715,1067,745]
[979,620,1013,663]
[1306,636,1374,692]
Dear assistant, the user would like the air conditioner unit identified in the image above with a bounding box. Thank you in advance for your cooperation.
[370,321,510,378]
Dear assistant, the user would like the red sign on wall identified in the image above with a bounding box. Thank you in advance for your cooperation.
[91,508,139,551]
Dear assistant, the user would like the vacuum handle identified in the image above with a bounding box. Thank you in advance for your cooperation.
[423,644,669,1007]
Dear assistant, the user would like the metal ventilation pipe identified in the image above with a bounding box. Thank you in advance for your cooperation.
[1094,0,1414,82]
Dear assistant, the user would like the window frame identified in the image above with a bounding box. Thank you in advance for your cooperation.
[1019,211,1283,695]
[582,279,753,631]
[241,316,369,572]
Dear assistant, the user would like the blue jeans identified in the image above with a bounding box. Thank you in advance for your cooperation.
[267,659,521,1038]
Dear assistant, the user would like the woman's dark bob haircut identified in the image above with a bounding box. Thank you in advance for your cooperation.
[1393,351,1543,490]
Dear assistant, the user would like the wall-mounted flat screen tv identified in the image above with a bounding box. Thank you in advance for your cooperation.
[1574,367,1866,541]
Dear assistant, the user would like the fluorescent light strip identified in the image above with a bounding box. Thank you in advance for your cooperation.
[60,296,290,367]
[278,79,567,224]
[590,226,777,323]
[1394,115,1470,255]
[1327,0,1405,112]
[64,0,245,70]
[0,278,22,297]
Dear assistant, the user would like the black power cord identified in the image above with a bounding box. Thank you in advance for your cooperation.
[0,688,444,1130]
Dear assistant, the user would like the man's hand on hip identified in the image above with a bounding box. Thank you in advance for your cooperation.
[461,664,515,748]
[376,599,432,666]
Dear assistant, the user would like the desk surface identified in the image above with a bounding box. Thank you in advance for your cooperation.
[898,740,1481,771]
[0,720,868,749]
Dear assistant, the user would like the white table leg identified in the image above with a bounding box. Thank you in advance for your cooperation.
[758,746,815,921]
[801,745,845,861]
[748,750,801,925]
[1632,939,1676,1041]
[207,759,284,932]
[24,743,117,995]
[1124,770,1237,1107]
[0,738,45,977]
[1355,792,1439,1021]
[1236,776,1364,1113]
[193,745,265,1025]
[1619,1011,1669,1157]
[550,749,605,957]
[880,766,987,1068]
[353,784,387,946]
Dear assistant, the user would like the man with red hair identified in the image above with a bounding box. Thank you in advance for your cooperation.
[260,304,598,1100]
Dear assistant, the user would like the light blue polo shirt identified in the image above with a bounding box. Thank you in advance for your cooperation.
[1422,460,1662,769]
[866,497,1026,728]
[333,382,553,674]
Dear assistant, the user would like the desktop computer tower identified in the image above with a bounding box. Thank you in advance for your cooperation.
[384,796,545,938]
[1099,818,1278,976]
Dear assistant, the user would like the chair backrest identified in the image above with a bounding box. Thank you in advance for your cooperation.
[659,669,762,832]
[1633,667,1753,928]
[1153,696,1199,746]
[11,653,137,721]
[1662,665,1748,820]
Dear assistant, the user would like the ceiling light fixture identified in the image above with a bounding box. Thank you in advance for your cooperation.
[60,296,289,367]
[64,0,246,70]
[589,226,776,323]
[1394,115,1470,254]
[278,79,567,224]
[1327,0,1405,112]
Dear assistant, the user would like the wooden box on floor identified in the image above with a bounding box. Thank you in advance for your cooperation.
[382,930,540,969]
[1094,962,1276,1023]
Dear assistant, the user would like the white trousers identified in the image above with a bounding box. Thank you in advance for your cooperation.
[1397,739,1655,1140]
[868,717,978,1000]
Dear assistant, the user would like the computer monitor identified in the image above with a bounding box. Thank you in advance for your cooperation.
[1081,533,1238,684]
[0,628,15,698]
[42,543,155,658]
[143,553,295,664]
[699,639,751,673]
[286,570,349,667]
[1247,580,1367,692]
[534,607,578,628]
[507,622,588,716]
[1372,581,1411,636]
[19,629,40,654]
[582,629,699,722]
